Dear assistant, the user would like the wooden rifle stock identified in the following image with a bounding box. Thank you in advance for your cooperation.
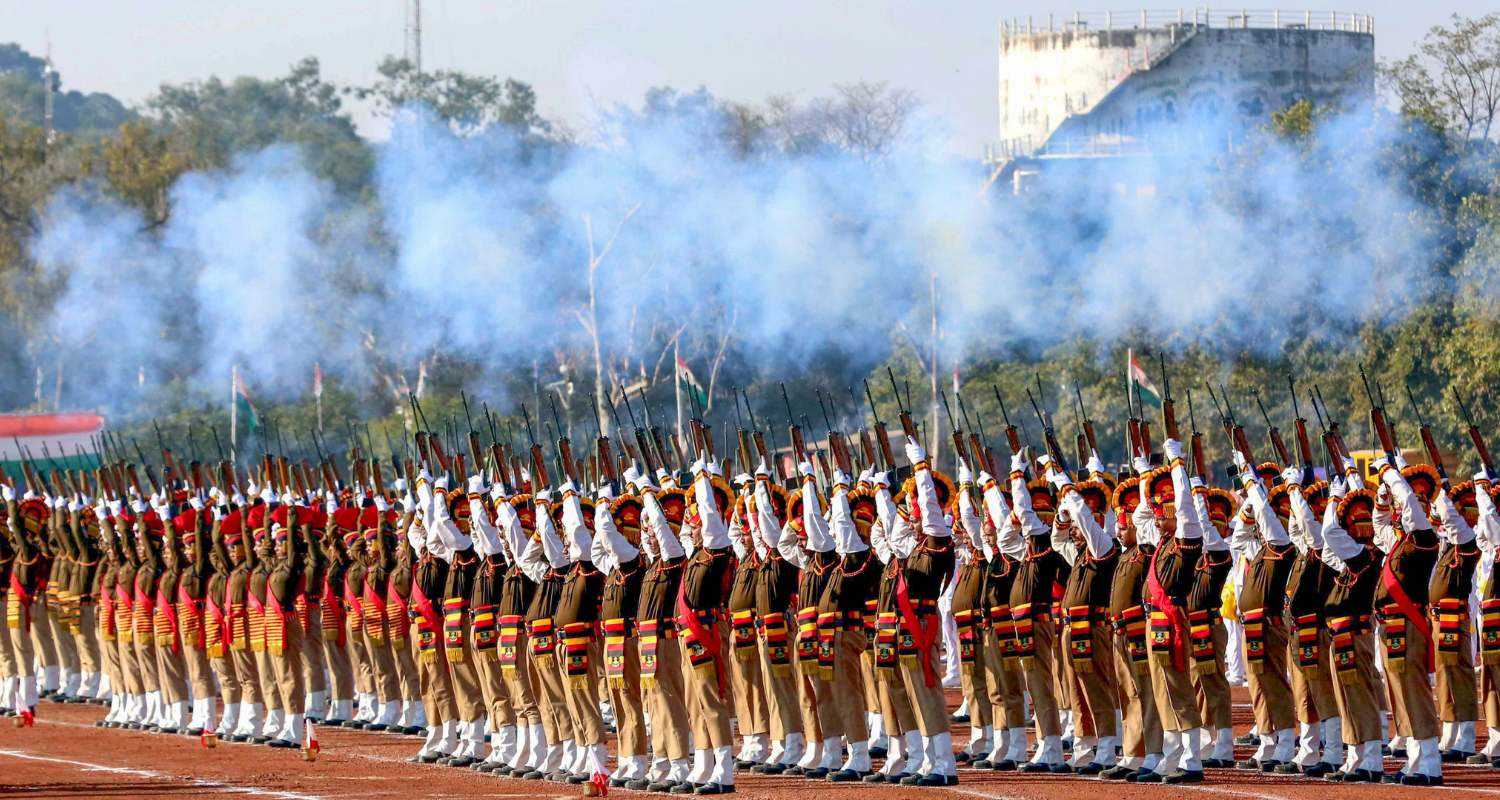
[1370,407,1396,458]
[1469,425,1494,475]
[530,443,551,489]
[1190,431,1208,479]
[1162,396,1179,442]
[1419,426,1448,482]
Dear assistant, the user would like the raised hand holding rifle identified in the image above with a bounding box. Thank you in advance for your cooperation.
[1186,388,1208,481]
[940,389,970,471]
[1289,375,1317,484]
[521,404,552,492]
[886,367,919,476]
[622,388,659,477]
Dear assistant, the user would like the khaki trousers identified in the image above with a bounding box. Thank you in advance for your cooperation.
[1435,624,1478,724]
[253,643,280,712]
[269,617,307,716]
[828,629,869,741]
[414,622,458,726]
[349,624,373,696]
[1289,631,1339,724]
[1115,633,1161,757]
[229,647,262,708]
[983,636,1026,730]
[1063,623,1119,739]
[7,614,34,681]
[1192,621,1233,730]
[1384,627,1439,740]
[606,636,647,756]
[1020,617,1062,738]
[729,638,768,738]
[681,620,734,749]
[876,667,917,737]
[502,631,540,727]
[320,630,354,703]
[472,644,515,729]
[898,633,949,737]
[393,636,421,702]
[560,639,604,747]
[445,636,485,721]
[301,610,327,697]
[530,649,572,745]
[959,647,993,730]
[1246,618,1295,733]
[211,654,240,706]
[1329,631,1382,744]
[75,605,102,678]
[648,635,691,760]
[758,638,802,742]
[1146,639,1201,732]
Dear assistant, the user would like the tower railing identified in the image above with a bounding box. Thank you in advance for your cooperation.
[1001,9,1373,38]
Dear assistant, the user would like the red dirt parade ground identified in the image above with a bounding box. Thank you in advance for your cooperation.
[5,689,1500,800]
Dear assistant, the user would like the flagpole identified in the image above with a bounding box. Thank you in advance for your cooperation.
[315,363,323,433]
[674,338,683,440]
[230,363,238,465]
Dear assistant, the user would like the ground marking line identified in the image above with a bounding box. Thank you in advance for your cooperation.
[0,748,329,800]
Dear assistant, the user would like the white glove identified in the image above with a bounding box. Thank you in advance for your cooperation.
[1037,453,1054,471]
[977,470,994,487]
[1329,476,1347,499]
[904,436,926,465]
[1230,450,1248,472]
[871,471,889,488]
[1371,454,1389,473]
[246,480,259,497]
[1280,467,1302,487]
[1394,451,1408,469]
[130,499,146,514]
[93,502,108,519]
[400,493,415,512]
[1,484,14,503]
[374,495,389,513]
[1189,476,1205,490]
[258,486,274,504]
[832,469,850,486]
[189,496,205,511]
[797,461,814,478]
[279,491,295,507]
[433,475,449,491]
[393,478,408,493]
[1085,452,1104,475]
[857,468,874,485]
[631,472,653,492]
[1475,469,1494,484]
[623,464,641,486]
[325,497,338,515]
[957,461,973,485]
[108,500,123,516]
[536,489,553,503]
[706,459,722,477]
[755,460,770,478]
[558,479,576,496]
[231,491,246,507]
[1163,438,1183,462]
[690,457,706,476]
[466,475,485,494]
[1009,451,1028,475]
[211,505,224,522]
[597,484,614,501]
[733,473,751,487]
[1340,456,1356,474]
[66,498,80,513]
[1047,469,1071,489]
[1133,456,1151,475]
[489,483,505,501]
[655,468,671,484]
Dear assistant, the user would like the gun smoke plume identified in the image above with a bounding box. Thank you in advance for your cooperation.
[26,94,1435,417]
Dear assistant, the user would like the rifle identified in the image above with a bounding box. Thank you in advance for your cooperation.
[817,391,852,477]
[1454,389,1495,476]
[1074,385,1098,459]
[462,391,485,481]
[782,384,810,482]
[958,392,994,477]
[153,420,178,485]
[940,389,969,467]
[546,399,579,487]
[132,437,162,496]
[993,385,1022,455]
[1026,378,1069,474]
[1253,391,1291,466]
[1405,382,1448,484]
[741,389,774,476]
[886,368,919,477]
[1158,353,1179,443]
[1222,385,1255,467]
[521,404,551,490]
[622,388,659,476]
[1359,365,1397,462]
[1287,376,1315,482]
[864,380,895,470]
[1186,388,1207,480]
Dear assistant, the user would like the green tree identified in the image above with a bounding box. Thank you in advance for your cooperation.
[352,56,555,142]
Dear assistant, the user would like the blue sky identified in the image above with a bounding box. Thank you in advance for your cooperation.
[6,1,1489,154]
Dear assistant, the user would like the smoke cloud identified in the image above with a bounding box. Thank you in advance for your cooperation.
[26,93,1437,416]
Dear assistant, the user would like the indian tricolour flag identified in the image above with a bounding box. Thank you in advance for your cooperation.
[1127,348,1163,409]
[676,355,707,409]
[0,412,106,478]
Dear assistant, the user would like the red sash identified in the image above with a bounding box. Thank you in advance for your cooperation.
[1145,546,1188,672]
[676,590,726,695]
[410,581,442,658]
[1380,561,1435,672]
[894,570,940,687]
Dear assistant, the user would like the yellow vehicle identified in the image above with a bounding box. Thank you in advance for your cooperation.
[1346,448,1456,483]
